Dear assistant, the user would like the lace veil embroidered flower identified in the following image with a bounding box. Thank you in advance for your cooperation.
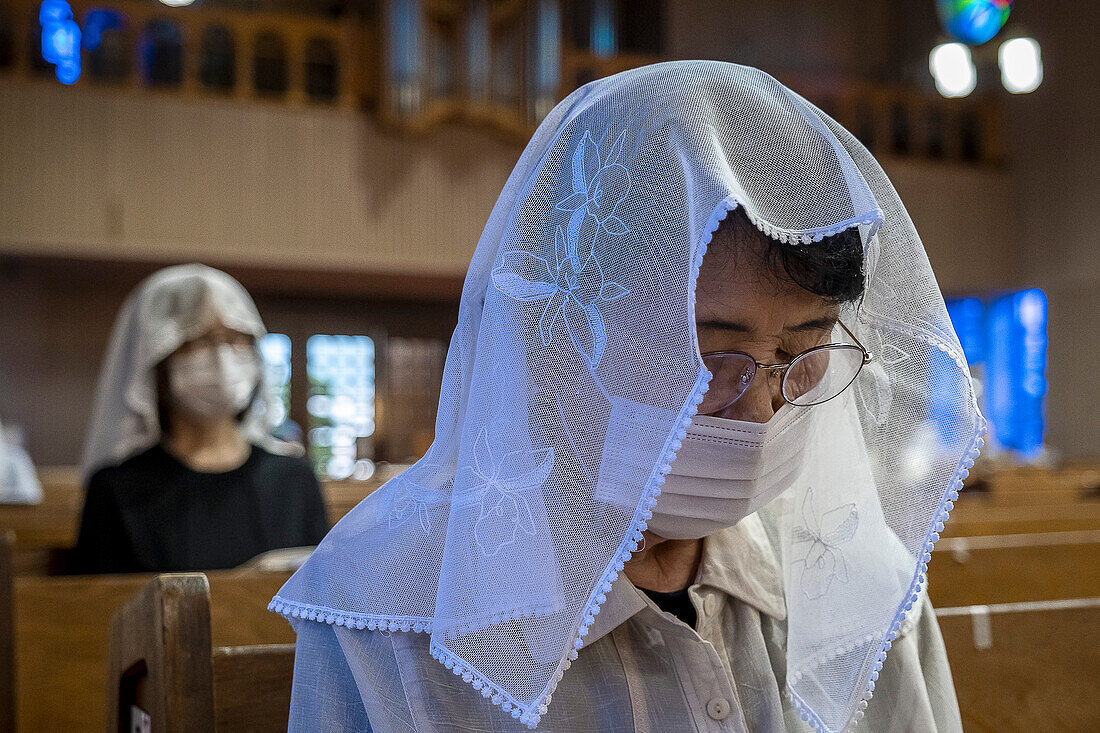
[270,61,984,731]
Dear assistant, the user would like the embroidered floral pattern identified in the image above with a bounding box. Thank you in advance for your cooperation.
[792,488,859,599]
[464,428,555,557]
[387,474,448,535]
[492,226,629,369]
[491,128,633,370]
[877,343,911,367]
[555,129,631,246]
[853,328,901,428]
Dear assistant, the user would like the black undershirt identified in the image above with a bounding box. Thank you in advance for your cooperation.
[73,443,328,574]
[639,586,698,629]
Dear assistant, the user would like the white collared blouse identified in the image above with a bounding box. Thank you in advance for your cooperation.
[286,514,963,732]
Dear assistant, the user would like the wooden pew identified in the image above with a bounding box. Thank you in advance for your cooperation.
[943,463,1100,538]
[0,532,14,733]
[323,463,405,525]
[14,570,293,733]
[101,584,1100,733]
[938,598,1100,732]
[927,530,1100,607]
[943,498,1100,538]
[979,464,1100,503]
[0,467,83,574]
[4,463,1090,569]
[107,574,294,733]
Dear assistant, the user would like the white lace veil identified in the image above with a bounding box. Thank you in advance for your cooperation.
[0,417,44,504]
[271,62,984,731]
[81,263,286,482]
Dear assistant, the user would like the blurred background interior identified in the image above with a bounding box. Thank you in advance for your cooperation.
[0,1,1097,731]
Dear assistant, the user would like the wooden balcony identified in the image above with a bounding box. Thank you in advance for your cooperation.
[0,0,374,108]
[0,0,1002,164]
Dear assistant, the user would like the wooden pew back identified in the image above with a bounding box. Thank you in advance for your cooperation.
[938,598,1100,732]
[0,467,83,574]
[927,531,1100,607]
[0,532,13,733]
[0,465,403,574]
[4,464,1094,567]
[107,574,294,733]
[212,645,295,732]
[15,570,292,732]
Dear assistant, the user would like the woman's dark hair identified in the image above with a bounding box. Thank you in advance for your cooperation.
[710,207,866,304]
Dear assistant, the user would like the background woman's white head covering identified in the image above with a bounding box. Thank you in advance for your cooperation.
[0,417,44,504]
[271,61,984,731]
[80,263,287,482]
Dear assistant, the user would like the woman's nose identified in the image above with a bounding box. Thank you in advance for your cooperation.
[713,370,785,423]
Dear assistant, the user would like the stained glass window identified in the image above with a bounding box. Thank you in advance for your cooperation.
[528,0,561,122]
[387,0,422,115]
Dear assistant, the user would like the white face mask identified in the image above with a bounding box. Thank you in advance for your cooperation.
[167,344,260,419]
[647,403,814,540]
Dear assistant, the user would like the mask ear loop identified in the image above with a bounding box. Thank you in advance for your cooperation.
[637,533,647,553]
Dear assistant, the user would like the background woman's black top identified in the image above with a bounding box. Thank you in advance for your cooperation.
[73,444,329,574]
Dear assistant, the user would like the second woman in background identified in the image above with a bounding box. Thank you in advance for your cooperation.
[74,264,328,574]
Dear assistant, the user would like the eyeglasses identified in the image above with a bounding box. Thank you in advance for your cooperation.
[699,321,872,414]
[176,330,254,355]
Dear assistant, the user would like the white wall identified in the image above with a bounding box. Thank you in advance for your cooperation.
[1003,4,1100,459]
[0,81,520,277]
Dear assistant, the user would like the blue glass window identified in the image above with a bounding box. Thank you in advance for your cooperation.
[528,0,560,122]
[589,0,616,57]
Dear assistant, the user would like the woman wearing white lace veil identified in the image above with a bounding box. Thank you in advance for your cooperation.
[75,264,327,573]
[272,62,984,731]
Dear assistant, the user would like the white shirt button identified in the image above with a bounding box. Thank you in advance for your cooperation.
[703,594,718,616]
[707,697,731,721]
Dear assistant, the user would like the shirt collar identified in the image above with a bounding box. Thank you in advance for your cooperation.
[584,572,648,645]
[695,512,787,621]
[584,513,787,646]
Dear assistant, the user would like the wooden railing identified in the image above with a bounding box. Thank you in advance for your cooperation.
[0,0,1003,164]
[0,0,374,108]
[797,78,1004,166]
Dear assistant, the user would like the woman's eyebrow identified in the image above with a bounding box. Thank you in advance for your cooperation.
[788,316,838,333]
[695,319,751,333]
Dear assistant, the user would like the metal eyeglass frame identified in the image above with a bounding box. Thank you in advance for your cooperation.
[699,320,873,411]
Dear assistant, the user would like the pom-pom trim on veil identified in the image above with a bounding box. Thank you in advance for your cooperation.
[271,190,985,730]
[786,422,984,731]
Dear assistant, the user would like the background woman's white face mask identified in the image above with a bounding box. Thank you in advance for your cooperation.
[648,403,813,539]
[168,344,259,419]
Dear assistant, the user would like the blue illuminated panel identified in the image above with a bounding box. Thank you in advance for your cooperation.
[984,289,1047,457]
[943,289,1047,459]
